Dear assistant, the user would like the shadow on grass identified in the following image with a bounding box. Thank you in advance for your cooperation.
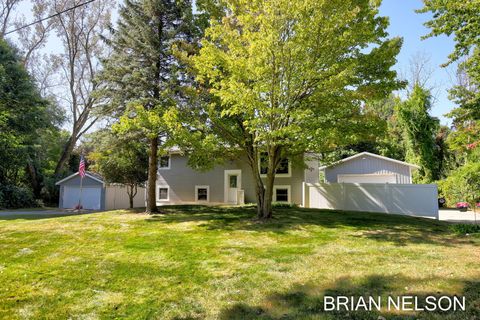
[218,275,480,320]
[145,205,472,247]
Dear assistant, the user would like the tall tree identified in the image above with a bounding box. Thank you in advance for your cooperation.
[49,0,113,175]
[189,0,403,219]
[97,0,195,214]
[397,85,440,183]
[0,39,49,186]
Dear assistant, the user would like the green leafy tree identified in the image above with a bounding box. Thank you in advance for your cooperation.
[0,39,66,207]
[189,0,403,219]
[419,0,480,120]
[0,39,49,186]
[88,130,148,209]
[397,85,440,183]
[97,0,195,213]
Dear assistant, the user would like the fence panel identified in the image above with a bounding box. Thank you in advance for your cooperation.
[105,185,146,210]
[306,183,438,219]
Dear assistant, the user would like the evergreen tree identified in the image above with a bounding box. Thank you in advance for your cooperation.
[97,0,195,213]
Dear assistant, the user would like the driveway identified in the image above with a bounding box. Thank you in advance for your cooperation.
[439,209,480,224]
[0,208,97,220]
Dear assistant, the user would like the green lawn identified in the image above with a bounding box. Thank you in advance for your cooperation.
[0,206,479,319]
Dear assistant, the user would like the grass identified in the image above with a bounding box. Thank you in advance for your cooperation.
[0,206,479,319]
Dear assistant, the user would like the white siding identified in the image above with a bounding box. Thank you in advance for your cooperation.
[306,183,438,219]
[324,154,412,184]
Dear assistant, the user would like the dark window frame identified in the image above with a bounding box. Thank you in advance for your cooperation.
[159,156,170,169]
[158,187,169,200]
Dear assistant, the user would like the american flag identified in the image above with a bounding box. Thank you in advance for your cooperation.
[79,155,86,178]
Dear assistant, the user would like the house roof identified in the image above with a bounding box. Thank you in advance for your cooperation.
[55,171,105,185]
[318,152,420,170]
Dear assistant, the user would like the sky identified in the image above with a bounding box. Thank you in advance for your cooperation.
[11,0,457,126]
[379,0,456,125]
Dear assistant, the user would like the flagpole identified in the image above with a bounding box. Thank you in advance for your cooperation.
[78,174,84,210]
[77,154,85,210]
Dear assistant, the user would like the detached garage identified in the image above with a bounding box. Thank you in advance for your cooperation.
[307,152,438,218]
[56,172,105,210]
[319,152,420,184]
[56,172,146,210]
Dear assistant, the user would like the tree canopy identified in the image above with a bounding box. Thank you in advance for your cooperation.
[88,130,148,208]
[187,0,404,218]
[420,0,480,120]
[98,0,195,213]
[0,39,62,208]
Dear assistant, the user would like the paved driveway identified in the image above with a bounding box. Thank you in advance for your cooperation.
[0,208,97,220]
[439,209,480,224]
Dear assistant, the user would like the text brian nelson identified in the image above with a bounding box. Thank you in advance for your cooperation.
[323,295,465,312]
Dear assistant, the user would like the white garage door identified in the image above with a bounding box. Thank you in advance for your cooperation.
[63,186,102,210]
[337,174,396,184]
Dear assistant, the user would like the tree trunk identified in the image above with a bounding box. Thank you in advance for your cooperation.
[262,151,278,219]
[54,134,77,176]
[245,143,266,218]
[130,196,134,209]
[127,184,134,209]
[247,148,278,220]
[253,169,265,218]
[146,137,159,214]
[26,162,42,198]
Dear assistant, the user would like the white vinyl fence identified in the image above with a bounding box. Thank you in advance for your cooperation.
[304,183,438,219]
[105,184,146,210]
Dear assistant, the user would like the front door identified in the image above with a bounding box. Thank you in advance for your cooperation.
[224,169,242,204]
[227,174,238,203]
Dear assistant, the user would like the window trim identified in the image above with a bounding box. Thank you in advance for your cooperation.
[158,186,169,201]
[195,185,210,202]
[273,185,291,203]
[158,155,171,170]
[259,157,292,178]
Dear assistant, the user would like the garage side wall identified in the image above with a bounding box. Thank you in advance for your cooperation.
[306,183,439,219]
[324,155,411,183]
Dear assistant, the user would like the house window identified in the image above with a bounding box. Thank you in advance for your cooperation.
[273,185,290,202]
[229,175,237,188]
[319,171,326,183]
[195,185,209,202]
[259,153,291,177]
[159,156,170,169]
[158,187,169,201]
[276,158,289,174]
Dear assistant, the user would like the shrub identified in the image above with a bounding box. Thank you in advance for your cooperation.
[450,224,480,235]
[438,162,480,207]
[0,184,37,209]
[272,202,298,208]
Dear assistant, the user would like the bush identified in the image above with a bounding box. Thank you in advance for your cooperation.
[40,176,60,206]
[438,162,480,207]
[0,184,37,209]
[450,224,480,235]
[272,202,298,208]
